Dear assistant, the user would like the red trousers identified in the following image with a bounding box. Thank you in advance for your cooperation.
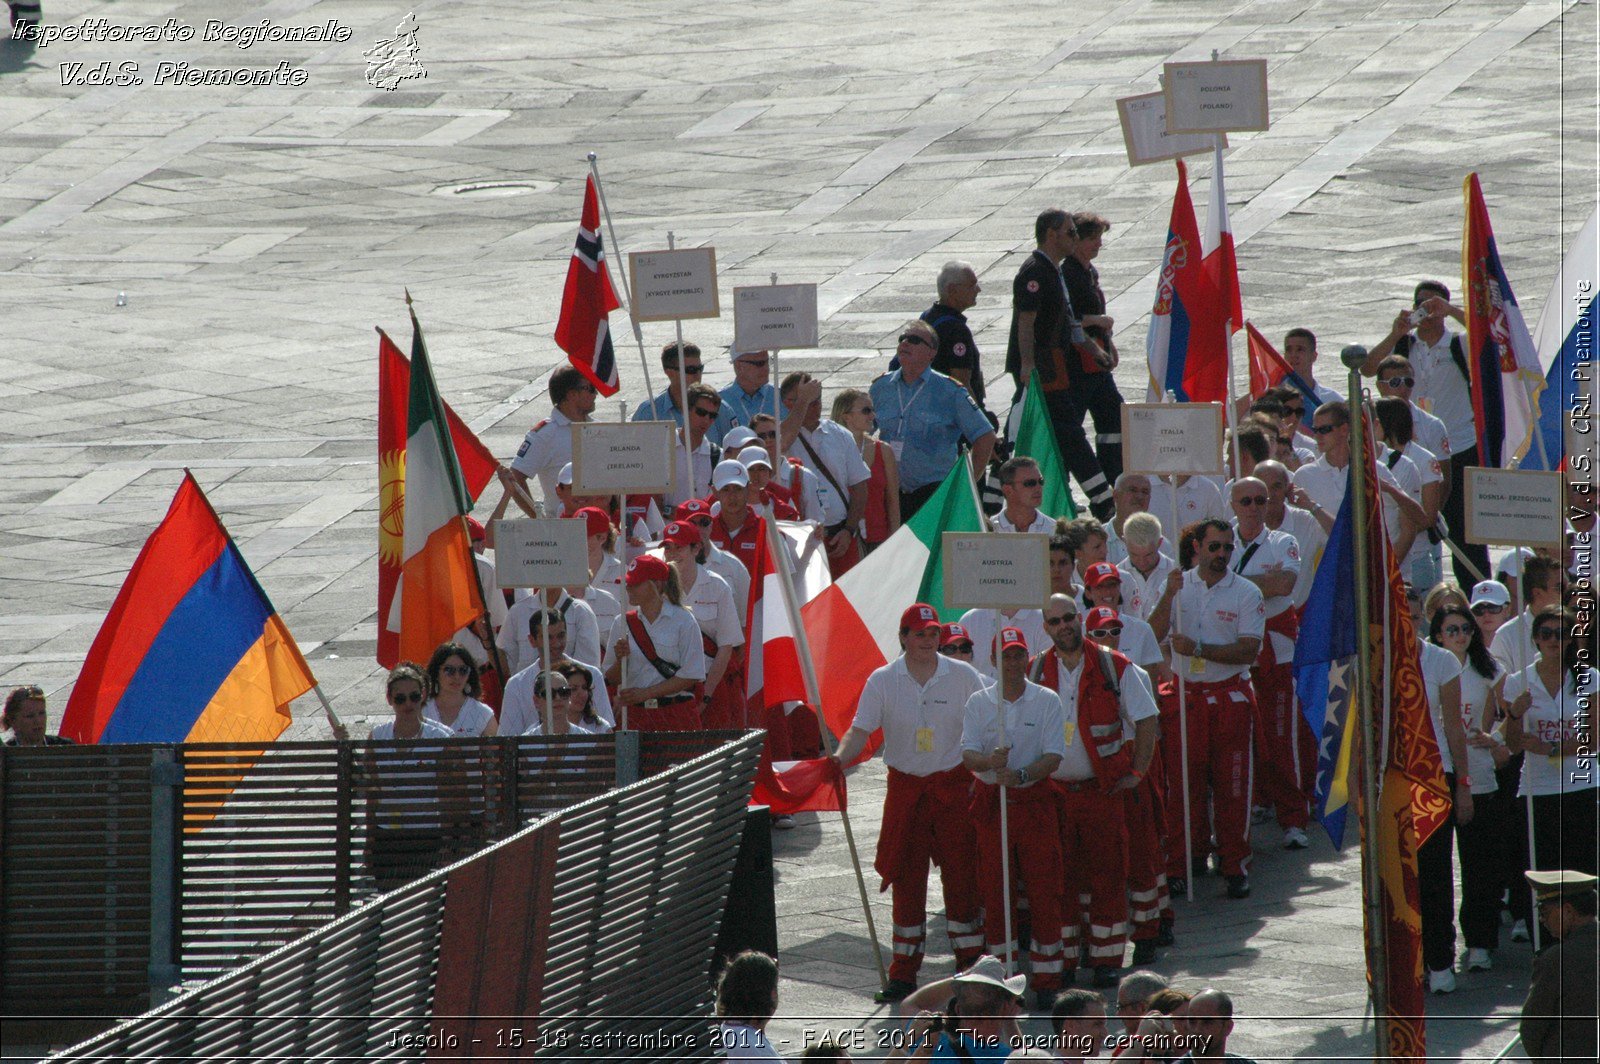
[827,535,862,579]
[703,657,748,732]
[1157,685,1195,879]
[627,699,700,731]
[880,768,984,982]
[971,783,1065,992]
[1250,660,1314,830]
[1055,781,1129,970]
[1187,677,1257,877]
[1123,769,1169,940]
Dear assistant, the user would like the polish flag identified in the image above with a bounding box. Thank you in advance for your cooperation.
[1202,142,1243,332]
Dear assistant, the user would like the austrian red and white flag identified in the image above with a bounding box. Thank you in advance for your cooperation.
[744,518,810,712]
[553,175,621,397]
[1202,143,1243,334]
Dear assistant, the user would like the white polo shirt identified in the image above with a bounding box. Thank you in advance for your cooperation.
[1171,568,1266,683]
[959,607,1050,680]
[510,409,576,510]
[665,434,716,510]
[1107,616,1163,672]
[1406,329,1474,451]
[505,656,615,730]
[1230,524,1301,632]
[1418,639,1463,775]
[1490,611,1538,677]
[1292,454,1405,542]
[994,509,1057,534]
[961,680,1069,786]
[498,591,601,674]
[851,655,988,775]
[788,420,872,526]
[680,565,744,650]
[704,543,751,628]
[1503,665,1599,796]
[1148,476,1228,547]
[1037,653,1159,781]
[591,551,626,607]
[604,602,707,690]
[1407,403,1452,469]
[584,585,622,651]
[1269,505,1326,610]
[1117,553,1178,621]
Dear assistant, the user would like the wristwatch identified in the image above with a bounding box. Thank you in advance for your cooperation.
[1015,766,1030,785]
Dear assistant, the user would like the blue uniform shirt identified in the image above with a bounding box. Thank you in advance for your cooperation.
[631,391,684,428]
[869,368,993,491]
[715,382,784,442]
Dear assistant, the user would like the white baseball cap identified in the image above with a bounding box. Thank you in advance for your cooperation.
[739,449,773,471]
[712,459,749,490]
[558,462,573,486]
[722,426,759,451]
[1468,580,1511,609]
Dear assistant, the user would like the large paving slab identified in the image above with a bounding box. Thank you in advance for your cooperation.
[1,0,1594,1059]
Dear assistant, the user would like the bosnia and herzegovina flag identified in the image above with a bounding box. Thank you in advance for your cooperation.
[1146,159,1228,404]
[60,473,315,744]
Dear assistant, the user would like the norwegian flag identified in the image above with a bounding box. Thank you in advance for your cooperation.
[554,175,621,397]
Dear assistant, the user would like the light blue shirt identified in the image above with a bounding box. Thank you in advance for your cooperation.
[716,382,785,442]
[631,390,683,428]
[869,368,994,491]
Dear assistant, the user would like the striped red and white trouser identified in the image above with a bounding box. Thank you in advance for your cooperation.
[972,782,1065,992]
[885,786,984,983]
[1123,768,1170,940]
[1056,780,1129,970]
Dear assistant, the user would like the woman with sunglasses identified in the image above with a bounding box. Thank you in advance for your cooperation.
[1430,605,1510,972]
[555,662,610,734]
[833,388,900,552]
[422,642,498,737]
[366,663,455,890]
[1505,606,1598,887]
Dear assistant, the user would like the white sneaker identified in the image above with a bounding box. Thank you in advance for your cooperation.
[1511,919,1531,942]
[1282,827,1310,850]
[772,814,796,831]
[1466,948,1492,971]
[1428,968,1456,994]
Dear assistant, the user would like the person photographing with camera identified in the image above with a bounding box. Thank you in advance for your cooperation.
[888,956,1026,1061]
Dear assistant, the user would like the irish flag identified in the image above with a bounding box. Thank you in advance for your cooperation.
[390,302,485,663]
[800,461,983,751]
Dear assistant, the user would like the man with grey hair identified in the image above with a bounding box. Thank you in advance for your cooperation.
[1105,473,1153,564]
[1114,971,1171,1037]
[920,260,989,412]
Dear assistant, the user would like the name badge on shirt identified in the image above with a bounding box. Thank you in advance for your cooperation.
[1189,653,1206,676]
[916,727,934,753]
[1063,722,1076,747]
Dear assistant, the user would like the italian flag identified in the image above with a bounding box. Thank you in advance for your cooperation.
[390,303,485,663]
[800,460,983,755]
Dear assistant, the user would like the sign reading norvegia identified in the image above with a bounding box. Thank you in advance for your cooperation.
[733,283,819,350]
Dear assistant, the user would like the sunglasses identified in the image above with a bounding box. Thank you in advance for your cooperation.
[690,516,712,527]
[1235,495,1267,506]
[1206,541,1236,553]
[1284,407,1305,417]
[1440,624,1472,637]
[1088,626,1123,638]
[755,430,777,440]
[1010,478,1045,488]
[898,333,934,348]
[1379,376,1415,388]
[738,359,769,368]
[541,686,574,698]
[1534,627,1564,641]
[390,691,423,705]
[692,407,719,419]
[1045,614,1078,626]
[857,406,875,415]
[1311,424,1340,436]
[440,665,471,677]
[677,364,704,375]
[941,643,975,654]
[1471,604,1505,616]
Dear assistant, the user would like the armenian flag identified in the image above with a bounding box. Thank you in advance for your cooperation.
[60,473,315,744]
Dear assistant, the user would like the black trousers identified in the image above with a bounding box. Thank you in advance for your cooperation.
[1454,787,1510,949]
[1417,774,1458,972]
[1508,784,1600,930]
[900,482,940,523]
[1042,384,1117,520]
[1442,445,1491,586]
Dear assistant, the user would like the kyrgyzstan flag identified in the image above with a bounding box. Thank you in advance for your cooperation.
[385,302,488,665]
[554,175,622,397]
[377,328,497,669]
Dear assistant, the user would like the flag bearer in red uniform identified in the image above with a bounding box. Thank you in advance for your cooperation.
[1147,520,1266,899]
[660,520,745,731]
[831,603,989,1003]
[1031,596,1159,986]
[962,627,1069,1008]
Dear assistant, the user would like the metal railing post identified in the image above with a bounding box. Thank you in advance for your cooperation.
[334,741,354,914]
[148,747,183,1004]
[613,731,641,787]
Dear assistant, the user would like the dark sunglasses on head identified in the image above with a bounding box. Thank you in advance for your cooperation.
[1311,423,1339,435]
[898,333,934,348]
[1235,495,1267,506]
[1379,376,1415,388]
[391,691,423,705]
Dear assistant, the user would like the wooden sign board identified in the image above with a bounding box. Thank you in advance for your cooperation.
[1464,468,1565,548]
[494,519,592,589]
[628,247,720,321]
[1163,59,1270,133]
[733,283,819,351]
[571,421,676,496]
[942,533,1051,610]
[1116,91,1227,167]
[1120,403,1226,476]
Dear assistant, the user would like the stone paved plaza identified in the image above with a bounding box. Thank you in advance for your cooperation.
[2,0,1596,1059]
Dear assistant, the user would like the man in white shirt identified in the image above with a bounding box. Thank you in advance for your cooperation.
[1229,478,1311,850]
[1148,475,1228,549]
[961,627,1068,1004]
[1081,563,1162,671]
[500,610,614,734]
[1374,355,1453,485]
[509,366,597,512]
[1491,556,1566,677]
[1292,400,1426,549]
[1104,473,1153,564]
[1256,460,1326,612]
[830,603,989,1001]
[779,374,872,575]
[1147,520,1266,898]
[1117,513,1177,621]
[665,382,724,510]
[498,590,600,676]
[1373,397,1442,589]
[1362,280,1486,586]
[1030,595,1158,985]
[960,605,1049,680]
[992,456,1060,533]
[1282,327,1344,410]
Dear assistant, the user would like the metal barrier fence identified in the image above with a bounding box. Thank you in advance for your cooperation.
[0,731,752,1028]
[43,730,762,1061]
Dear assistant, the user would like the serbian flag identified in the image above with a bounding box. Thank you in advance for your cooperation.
[1245,321,1319,428]
[1462,173,1547,467]
[377,328,498,669]
[1524,207,1597,472]
[1146,159,1229,403]
[1202,143,1243,332]
[751,754,846,814]
[553,175,621,397]
[61,473,315,744]
[387,302,487,664]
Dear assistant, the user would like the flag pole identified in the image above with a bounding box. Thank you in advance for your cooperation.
[1171,474,1196,902]
[1344,348,1391,1057]
[666,231,696,496]
[587,152,658,404]
[765,516,888,989]
[538,592,555,735]
[1213,138,1244,480]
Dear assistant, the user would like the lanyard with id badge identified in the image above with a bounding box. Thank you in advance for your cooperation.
[885,374,928,464]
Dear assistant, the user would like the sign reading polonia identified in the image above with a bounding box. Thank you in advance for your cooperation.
[494,518,592,589]
[733,283,819,350]
[942,533,1051,610]
[1464,468,1566,548]
[1163,59,1270,133]
[1120,402,1226,476]
[628,247,720,321]
[571,421,677,496]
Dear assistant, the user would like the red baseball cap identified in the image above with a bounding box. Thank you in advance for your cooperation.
[662,520,702,547]
[999,627,1028,653]
[940,622,973,647]
[573,506,611,538]
[625,554,671,587]
[900,603,940,632]
[1084,606,1122,632]
[465,516,486,541]
[1084,562,1122,589]
[675,499,713,521]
